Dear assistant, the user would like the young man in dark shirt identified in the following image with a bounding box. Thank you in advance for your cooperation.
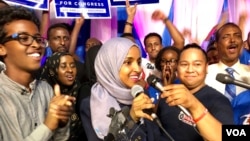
[158,44,234,141]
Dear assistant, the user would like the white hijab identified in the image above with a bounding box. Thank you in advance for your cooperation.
[90,37,140,139]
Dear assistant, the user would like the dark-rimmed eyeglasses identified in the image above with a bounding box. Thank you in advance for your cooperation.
[1,33,48,48]
[161,59,177,65]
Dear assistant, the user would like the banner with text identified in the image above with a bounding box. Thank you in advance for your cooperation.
[54,0,111,19]
[4,0,49,10]
[110,0,159,6]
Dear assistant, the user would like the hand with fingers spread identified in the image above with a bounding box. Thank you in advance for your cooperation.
[44,84,75,131]
[130,93,155,122]
[162,65,176,86]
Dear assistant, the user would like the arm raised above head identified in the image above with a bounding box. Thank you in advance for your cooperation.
[152,9,184,50]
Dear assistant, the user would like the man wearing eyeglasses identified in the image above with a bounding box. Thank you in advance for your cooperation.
[0,6,75,141]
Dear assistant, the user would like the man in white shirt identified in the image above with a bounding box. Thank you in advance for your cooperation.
[205,23,250,98]
[205,22,250,124]
[142,10,184,80]
[141,32,163,79]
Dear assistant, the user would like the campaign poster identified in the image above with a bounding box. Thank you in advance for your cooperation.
[110,0,159,6]
[4,0,49,10]
[54,0,111,19]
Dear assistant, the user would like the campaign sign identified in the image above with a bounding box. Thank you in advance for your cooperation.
[4,0,49,10]
[110,0,159,6]
[222,125,250,141]
[54,0,111,19]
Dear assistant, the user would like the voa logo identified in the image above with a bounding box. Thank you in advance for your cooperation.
[226,129,246,136]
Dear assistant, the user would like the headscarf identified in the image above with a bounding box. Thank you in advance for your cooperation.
[90,37,140,139]
[39,52,84,139]
[40,52,80,96]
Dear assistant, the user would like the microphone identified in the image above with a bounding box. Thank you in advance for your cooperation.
[105,106,132,141]
[131,84,157,117]
[146,75,192,117]
[21,89,26,95]
[131,84,175,141]
[216,73,250,89]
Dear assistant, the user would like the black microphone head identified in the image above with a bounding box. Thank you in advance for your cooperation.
[107,107,116,118]
[216,73,234,84]
[146,75,159,86]
[121,106,135,129]
[131,84,144,98]
[121,106,130,117]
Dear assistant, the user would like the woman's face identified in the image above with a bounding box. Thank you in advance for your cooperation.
[160,50,178,72]
[57,55,77,86]
[119,46,142,88]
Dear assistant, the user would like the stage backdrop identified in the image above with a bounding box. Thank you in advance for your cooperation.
[81,0,250,61]
[6,0,250,62]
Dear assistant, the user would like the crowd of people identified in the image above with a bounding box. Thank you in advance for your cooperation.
[0,0,250,141]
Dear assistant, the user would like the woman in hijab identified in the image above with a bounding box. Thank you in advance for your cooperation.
[40,52,87,141]
[80,37,165,141]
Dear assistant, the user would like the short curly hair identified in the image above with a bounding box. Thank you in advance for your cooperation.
[0,6,40,44]
[143,32,162,47]
[0,6,40,62]
[47,23,72,40]
[215,22,242,42]
[155,46,180,71]
[180,43,208,63]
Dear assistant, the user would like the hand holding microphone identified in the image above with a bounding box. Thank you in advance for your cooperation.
[131,84,175,141]
[147,75,192,117]
[130,85,156,122]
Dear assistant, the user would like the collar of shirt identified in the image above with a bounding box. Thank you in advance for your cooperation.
[217,60,240,75]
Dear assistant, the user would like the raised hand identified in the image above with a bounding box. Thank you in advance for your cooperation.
[75,15,85,27]
[44,84,75,130]
[152,9,167,21]
[162,65,176,86]
[126,0,137,23]
[182,28,192,38]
